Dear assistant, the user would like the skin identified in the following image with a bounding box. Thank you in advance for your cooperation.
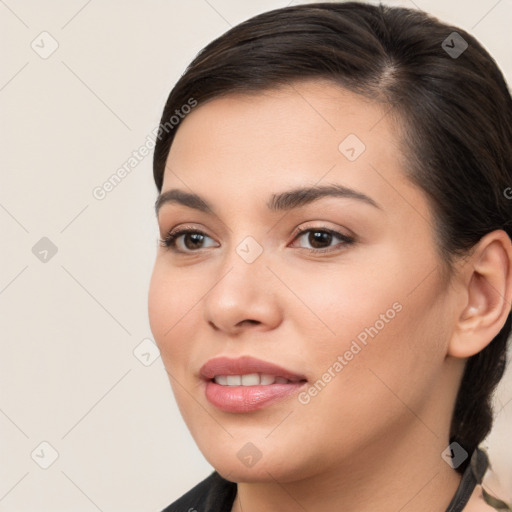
[148,80,512,512]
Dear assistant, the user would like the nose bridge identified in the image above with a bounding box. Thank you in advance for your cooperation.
[234,235,265,266]
[202,233,279,331]
[211,234,268,302]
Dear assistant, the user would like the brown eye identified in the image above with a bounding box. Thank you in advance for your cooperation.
[183,232,206,250]
[160,229,219,252]
[291,227,354,252]
[307,231,333,249]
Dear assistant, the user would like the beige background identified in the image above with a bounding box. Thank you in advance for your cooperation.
[1,1,511,511]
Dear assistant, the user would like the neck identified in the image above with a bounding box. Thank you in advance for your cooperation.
[231,426,463,512]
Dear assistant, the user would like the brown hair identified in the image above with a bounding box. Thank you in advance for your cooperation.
[153,2,512,473]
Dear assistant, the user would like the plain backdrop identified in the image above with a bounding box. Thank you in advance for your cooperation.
[1,1,511,511]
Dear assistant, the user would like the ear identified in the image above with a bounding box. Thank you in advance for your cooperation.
[448,230,512,359]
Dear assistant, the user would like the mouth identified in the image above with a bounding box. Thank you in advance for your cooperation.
[200,356,308,413]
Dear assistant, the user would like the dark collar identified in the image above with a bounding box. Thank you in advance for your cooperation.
[445,447,488,512]
[162,447,488,512]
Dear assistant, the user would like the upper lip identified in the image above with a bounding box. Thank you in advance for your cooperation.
[200,356,307,382]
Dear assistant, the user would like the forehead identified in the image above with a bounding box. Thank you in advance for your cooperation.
[162,80,428,223]
[168,80,395,165]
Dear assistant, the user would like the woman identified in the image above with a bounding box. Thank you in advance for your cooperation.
[148,2,512,511]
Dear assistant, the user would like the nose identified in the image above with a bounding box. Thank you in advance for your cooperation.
[202,246,282,336]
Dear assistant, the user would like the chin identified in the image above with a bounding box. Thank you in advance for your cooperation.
[195,436,315,484]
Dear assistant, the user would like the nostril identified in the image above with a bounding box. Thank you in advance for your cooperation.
[208,320,219,330]
[237,319,260,327]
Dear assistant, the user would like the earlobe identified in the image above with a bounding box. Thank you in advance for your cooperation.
[448,230,512,359]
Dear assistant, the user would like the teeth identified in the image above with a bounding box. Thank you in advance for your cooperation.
[226,375,241,386]
[241,373,260,386]
[215,375,228,386]
[213,373,292,386]
[260,374,275,385]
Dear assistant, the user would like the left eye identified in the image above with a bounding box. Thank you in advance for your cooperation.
[291,228,354,252]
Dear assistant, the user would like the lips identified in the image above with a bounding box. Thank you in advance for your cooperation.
[200,356,307,413]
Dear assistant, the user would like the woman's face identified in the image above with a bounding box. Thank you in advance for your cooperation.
[148,81,461,482]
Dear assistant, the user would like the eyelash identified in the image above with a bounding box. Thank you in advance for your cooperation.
[159,227,213,252]
[292,226,355,253]
[159,225,355,254]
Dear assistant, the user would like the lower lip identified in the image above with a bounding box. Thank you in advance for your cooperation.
[204,380,306,413]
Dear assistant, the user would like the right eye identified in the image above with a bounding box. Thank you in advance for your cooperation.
[159,228,219,253]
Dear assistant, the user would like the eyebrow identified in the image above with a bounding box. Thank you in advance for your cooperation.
[154,184,381,215]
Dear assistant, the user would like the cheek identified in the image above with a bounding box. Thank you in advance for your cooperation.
[316,275,449,419]
[148,263,171,343]
[288,248,447,386]
[291,296,447,457]
[148,262,199,364]
[278,255,402,345]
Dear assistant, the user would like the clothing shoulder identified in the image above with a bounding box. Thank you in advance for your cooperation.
[159,471,237,512]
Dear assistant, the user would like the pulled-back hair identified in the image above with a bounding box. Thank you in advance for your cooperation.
[153,2,512,473]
